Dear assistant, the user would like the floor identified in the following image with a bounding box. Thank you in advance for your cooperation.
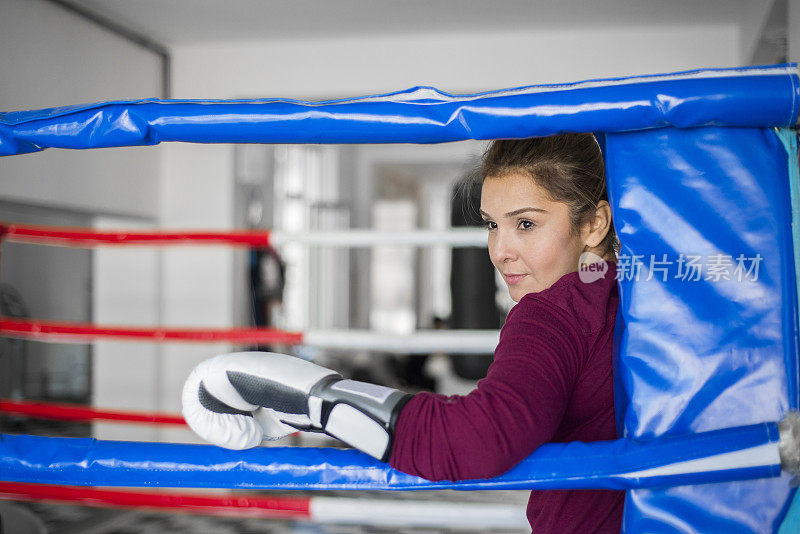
[12,492,529,534]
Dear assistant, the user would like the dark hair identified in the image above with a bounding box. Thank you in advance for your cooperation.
[479,133,617,258]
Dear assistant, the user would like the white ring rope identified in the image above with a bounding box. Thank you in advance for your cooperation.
[304,329,500,354]
[310,497,527,529]
[270,228,487,247]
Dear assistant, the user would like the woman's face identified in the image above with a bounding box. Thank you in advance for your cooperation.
[480,172,586,302]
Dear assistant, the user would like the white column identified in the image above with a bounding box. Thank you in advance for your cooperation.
[790,0,800,68]
[92,218,160,442]
[158,143,236,444]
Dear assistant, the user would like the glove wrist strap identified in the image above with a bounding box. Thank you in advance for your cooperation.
[313,378,412,461]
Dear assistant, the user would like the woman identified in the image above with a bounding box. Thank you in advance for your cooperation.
[390,134,622,532]
[183,133,623,533]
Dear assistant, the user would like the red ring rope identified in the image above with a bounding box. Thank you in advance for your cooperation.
[0,222,272,248]
[0,482,311,519]
[0,399,185,426]
[0,317,304,345]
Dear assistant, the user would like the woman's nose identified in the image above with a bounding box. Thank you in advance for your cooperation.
[490,231,516,263]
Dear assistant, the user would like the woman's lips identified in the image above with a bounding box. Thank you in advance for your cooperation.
[503,274,527,285]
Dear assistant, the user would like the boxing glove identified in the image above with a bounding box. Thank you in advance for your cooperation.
[182,351,412,461]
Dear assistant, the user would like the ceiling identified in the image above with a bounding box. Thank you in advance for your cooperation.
[63,0,768,47]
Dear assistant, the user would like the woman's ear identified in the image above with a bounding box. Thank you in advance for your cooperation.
[584,201,612,249]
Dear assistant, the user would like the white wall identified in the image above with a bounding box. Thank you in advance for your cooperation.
[0,0,162,218]
[93,143,235,443]
[0,1,164,440]
[156,143,236,443]
[171,25,739,99]
[92,217,160,442]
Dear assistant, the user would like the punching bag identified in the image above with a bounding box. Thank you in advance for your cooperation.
[450,178,504,379]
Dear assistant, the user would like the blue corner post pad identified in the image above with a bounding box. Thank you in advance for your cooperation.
[779,489,800,534]
[778,127,800,411]
[777,127,800,534]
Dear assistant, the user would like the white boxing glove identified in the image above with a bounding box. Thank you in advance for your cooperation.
[181,351,412,461]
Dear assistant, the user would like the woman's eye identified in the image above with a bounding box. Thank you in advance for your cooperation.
[519,219,535,230]
[483,220,496,230]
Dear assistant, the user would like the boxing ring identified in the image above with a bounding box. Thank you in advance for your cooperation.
[1,64,799,532]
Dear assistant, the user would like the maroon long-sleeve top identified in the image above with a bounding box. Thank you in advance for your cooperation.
[390,263,624,533]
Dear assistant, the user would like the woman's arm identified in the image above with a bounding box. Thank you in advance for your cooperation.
[180,299,585,478]
[390,303,584,481]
